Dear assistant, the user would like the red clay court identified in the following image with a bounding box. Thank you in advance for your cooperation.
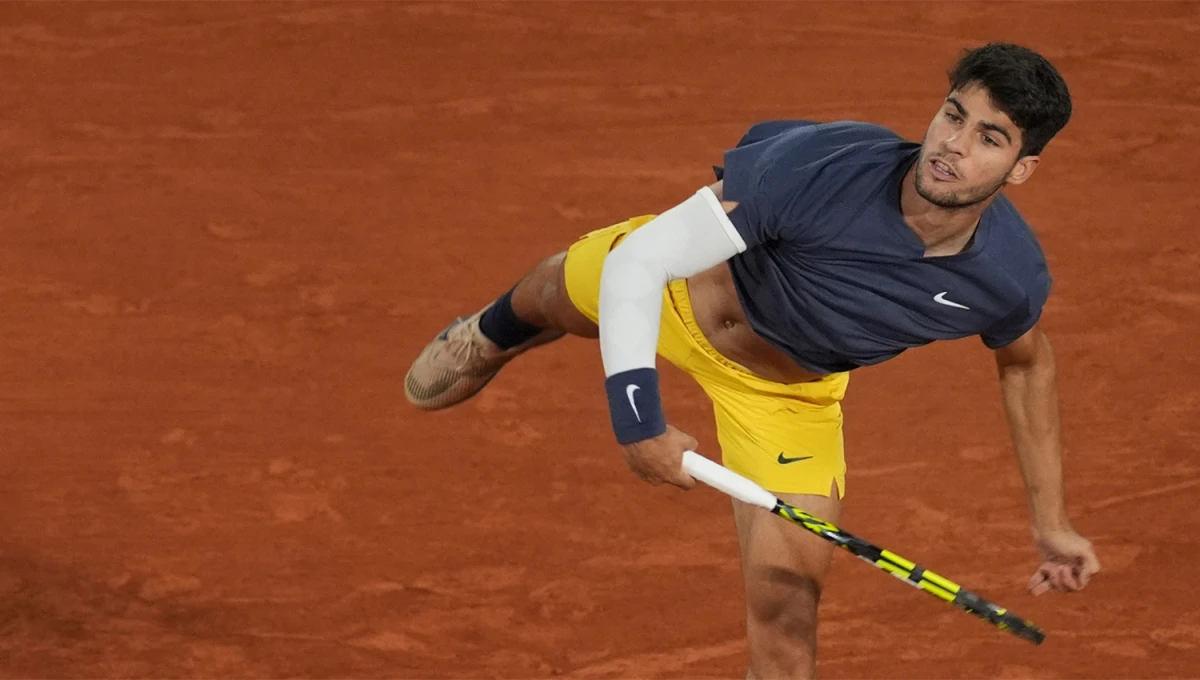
[2,2,1198,678]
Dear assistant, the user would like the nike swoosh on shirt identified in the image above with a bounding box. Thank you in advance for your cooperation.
[933,292,970,310]
[777,452,813,464]
[626,384,642,422]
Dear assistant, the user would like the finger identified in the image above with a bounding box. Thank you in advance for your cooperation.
[1072,564,1091,590]
[627,465,652,484]
[1049,564,1074,591]
[1028,568,1052,596]
[1059,565,1082,591]
[1052,563,1083,592]
[672,475,696,490]
[633,468,661,486]
[1031,582,1054,596]
[1046,565,1065,592]
[628,459,663,486]
[668,468,696,490]
[672,453,697,490]
[1028,564,1049,588]
[1082,548,1102,576]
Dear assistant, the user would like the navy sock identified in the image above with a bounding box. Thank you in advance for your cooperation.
[477,287,544,350]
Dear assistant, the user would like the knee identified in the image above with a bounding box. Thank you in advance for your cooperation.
[536,252,569,318]
[746,571,823,679]
[749,568,823,640]
[512,251,597,338]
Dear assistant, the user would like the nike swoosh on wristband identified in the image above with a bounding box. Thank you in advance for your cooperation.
[626,384,642,422]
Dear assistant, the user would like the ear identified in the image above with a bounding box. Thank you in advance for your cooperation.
[1006,155,1040,186]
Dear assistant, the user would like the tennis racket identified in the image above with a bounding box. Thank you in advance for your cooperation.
[681,451,1046,645]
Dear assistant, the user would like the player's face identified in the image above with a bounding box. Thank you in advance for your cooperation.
[915,84,1039,209]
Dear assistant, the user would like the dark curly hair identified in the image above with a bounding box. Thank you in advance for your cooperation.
[948,43,1072,157]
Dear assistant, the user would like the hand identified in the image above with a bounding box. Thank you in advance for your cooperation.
[621,424,698,490]
[1028,527,1101,596]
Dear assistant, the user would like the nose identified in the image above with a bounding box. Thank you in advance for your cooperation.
[942,130,967,157]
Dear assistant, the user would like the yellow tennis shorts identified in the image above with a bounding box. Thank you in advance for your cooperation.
[563,215,851,498]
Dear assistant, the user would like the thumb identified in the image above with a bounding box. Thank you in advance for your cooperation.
[1082,547,1102,576]
[673,446,697,490]
[676,467,696,489]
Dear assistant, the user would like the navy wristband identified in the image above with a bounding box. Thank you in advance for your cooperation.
[604,368,667,445]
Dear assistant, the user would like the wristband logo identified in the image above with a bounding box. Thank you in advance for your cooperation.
[625,384,642,422]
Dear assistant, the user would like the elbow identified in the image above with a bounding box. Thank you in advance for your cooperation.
[998,335,1057,384]
[994,327,1056,377]
[600,233,672,297]
[1029,332,1056,373]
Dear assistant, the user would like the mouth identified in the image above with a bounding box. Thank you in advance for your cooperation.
[928,157,958,181]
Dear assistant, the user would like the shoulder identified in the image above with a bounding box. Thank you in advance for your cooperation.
[752,120,912,164]
[984,196,1052,295]
[722,120,917,201]
[977,197,1056,348]
[986,196,1049,266]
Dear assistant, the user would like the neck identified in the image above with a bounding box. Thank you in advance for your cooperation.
[900,163,995,255]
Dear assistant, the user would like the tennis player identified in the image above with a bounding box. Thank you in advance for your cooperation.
[405,43,1101,678]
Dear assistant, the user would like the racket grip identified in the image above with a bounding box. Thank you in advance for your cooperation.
[681,451,778,510]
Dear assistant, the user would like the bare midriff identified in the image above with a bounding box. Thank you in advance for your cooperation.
[684,262,827,385]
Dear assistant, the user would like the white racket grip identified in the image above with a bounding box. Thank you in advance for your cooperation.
[681,451,779,511]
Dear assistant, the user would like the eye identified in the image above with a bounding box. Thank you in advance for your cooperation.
[944,112,963,123]
[983,135,999,147]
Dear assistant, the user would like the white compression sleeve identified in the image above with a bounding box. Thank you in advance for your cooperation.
[598,186,747,378]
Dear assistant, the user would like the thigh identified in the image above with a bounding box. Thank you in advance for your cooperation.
[734,487,841,606]
[734,487,841,679]
[519,215,659,341]
[510,250,599,339]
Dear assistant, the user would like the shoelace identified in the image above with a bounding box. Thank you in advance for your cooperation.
[442,320,487,367]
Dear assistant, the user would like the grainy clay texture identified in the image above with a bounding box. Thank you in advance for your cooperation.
[2,1,1198,678]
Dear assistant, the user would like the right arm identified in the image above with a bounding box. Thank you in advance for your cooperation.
[597,181,746,487]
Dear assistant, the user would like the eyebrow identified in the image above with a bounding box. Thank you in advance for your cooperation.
[946,96,1014,145]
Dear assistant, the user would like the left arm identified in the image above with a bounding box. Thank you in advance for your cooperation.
[994,324,1101,595]
[994,324,1069,531]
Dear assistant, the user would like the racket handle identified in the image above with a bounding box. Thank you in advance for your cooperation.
[682,451,778,510]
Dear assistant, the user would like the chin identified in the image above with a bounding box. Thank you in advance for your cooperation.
[915,172,1000,209]
[918,188,968,209]
[915,174,964,208]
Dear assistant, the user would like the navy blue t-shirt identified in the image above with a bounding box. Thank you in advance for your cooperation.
[715,120,1052,375]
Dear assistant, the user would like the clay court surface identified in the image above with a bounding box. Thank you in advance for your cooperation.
[2,1,1198,677]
